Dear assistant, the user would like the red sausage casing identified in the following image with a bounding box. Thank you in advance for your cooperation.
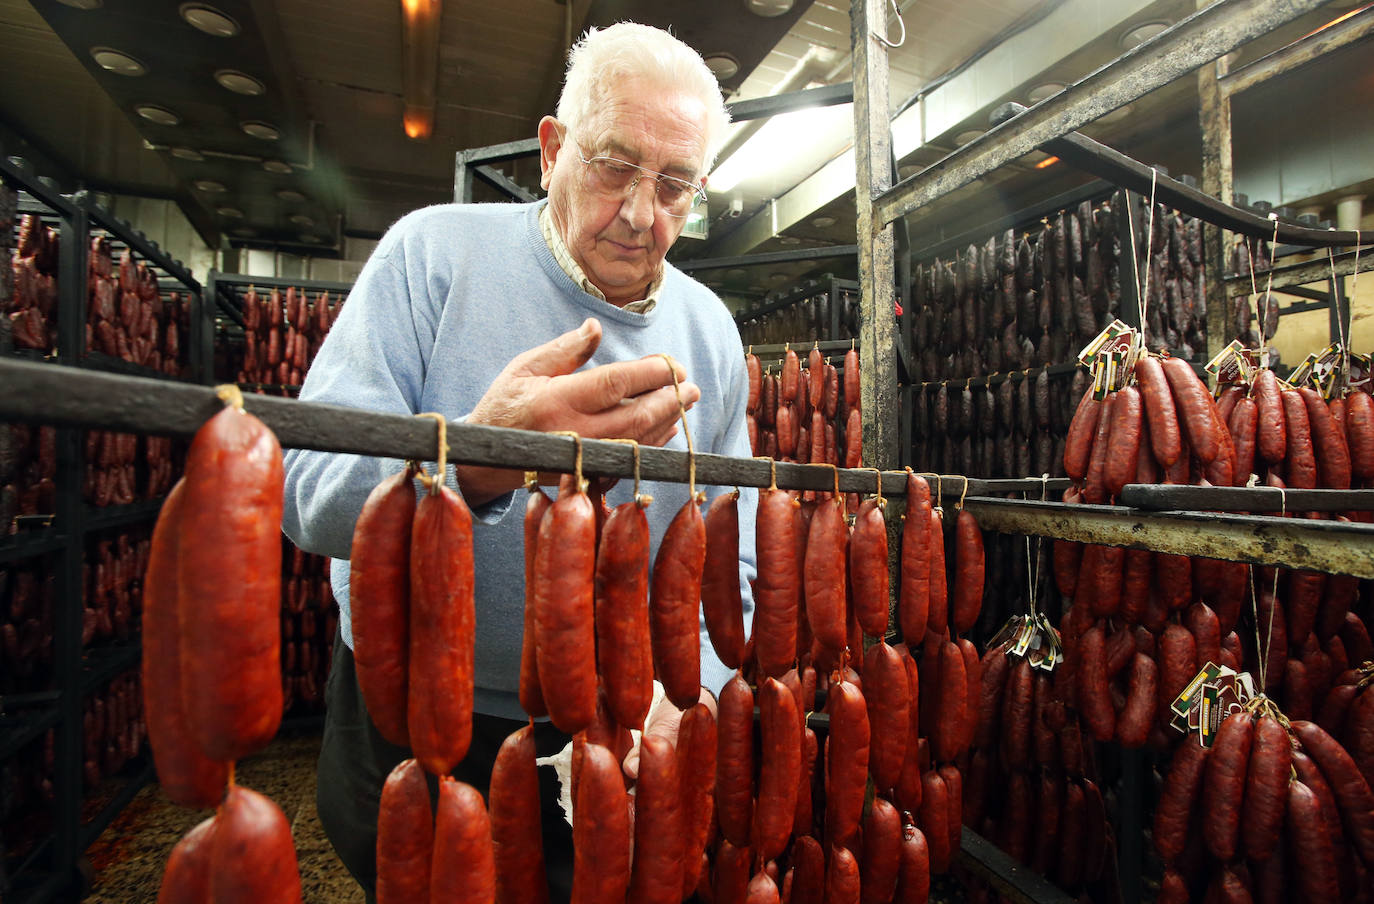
[650,498,706,709]
[595,499,653,728]
[532,489,597,734]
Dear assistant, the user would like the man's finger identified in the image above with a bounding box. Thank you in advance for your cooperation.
[558,355,690,413]
[511,318,602,378]
[586,384,697,443]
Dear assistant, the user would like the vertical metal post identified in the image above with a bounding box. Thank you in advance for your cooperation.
[201,273,219,385]
[1197,16,1234,363]
[52,202,89,897]
[1118,748,1145,904]
[850,0,899,473]
[454,151,475,204]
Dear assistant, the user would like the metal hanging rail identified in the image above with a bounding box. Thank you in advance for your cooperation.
[5,356,1374,580]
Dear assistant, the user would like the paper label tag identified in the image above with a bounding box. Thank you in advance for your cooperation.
[1348,353,1372,394]
[1077,319,1136,368]
[1205,340,1255,387]
[1168,663,1255,745]
[1172,662,1223,719]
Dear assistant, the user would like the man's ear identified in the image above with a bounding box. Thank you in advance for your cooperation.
[538,116,562,191]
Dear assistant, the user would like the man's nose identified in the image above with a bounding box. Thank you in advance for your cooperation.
[619,176,657,231]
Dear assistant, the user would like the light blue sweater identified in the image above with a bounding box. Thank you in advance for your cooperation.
[281,200,758,720]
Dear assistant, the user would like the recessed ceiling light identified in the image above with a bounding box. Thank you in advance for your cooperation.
[240,121,280,140]
[216,206,244,218]
[58,0,103,9]
[726,268,747,278]
[703,53,739,81]
[134,104,180,126]
[748,284,765,292]
[779,236,801,245]
[91,48,147,76]
[170,147,204,161]
[276,189,306,202]
[768,272,788,281]
[192,179,227,193]
[262,159,293,174]
[811,215,837,228]
[298,234,322,244]
[1027,82,1065,104]
[230,227,257,238]
[744,0,793,17]
[289,214,315,227]
[215,69,265,96]
[1120,20,1170,49]
[954,129,984,146]
[180,3,240,37]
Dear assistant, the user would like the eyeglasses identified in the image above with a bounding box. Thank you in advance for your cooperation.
[575,148,706,218]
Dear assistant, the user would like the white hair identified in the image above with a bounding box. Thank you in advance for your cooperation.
[556,22,732,172]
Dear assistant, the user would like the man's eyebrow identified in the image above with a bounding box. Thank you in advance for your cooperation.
[602,140,698,180]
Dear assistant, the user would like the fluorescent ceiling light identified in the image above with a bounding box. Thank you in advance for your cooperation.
[708,103,852,194]
[704,53,740,80]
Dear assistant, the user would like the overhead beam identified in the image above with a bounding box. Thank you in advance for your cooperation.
[874,0,1330,227]
[1223,246,1374,295]
[1219,3,1374,97]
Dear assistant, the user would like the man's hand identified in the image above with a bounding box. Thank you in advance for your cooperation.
[457,318,699,506]
[621,686,717,780]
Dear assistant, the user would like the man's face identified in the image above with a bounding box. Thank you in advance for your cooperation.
[540,77,708,307]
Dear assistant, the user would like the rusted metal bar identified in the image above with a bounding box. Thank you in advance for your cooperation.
[1121,482,1374,512]
[1219,4,1374,97]
[1225,247,1374,295]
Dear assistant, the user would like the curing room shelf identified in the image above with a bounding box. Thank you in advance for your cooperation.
[77,754,155,851]
[80,641,141,697]
[0,529,66,565]
[0,703,60,761]
[83,497,166,534]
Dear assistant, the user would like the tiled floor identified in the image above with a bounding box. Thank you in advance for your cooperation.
[82,733,365,903]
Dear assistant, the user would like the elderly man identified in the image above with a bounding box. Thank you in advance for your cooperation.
[281,22,758,902]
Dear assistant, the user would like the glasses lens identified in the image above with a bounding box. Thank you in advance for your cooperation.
[655,178,698,216]
[589,158,636,193]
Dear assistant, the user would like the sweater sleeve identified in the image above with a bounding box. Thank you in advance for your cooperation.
[281,248,428,561]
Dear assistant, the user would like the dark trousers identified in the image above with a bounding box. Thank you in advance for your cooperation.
[316,628,575,903]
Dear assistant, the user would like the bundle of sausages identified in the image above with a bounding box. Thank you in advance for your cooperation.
[8,213,59,354]
[0,423,56,533]
[278,538,336,715]
[744,346,853,480]
[236,286,341,391]
[81,430,181,508]
[1154,711,1374,902]
[1,564,54,692]
[143,392,304,901]
[82,528,151,645]
[82,670,145,791]
[0,726,55,842]
[86,243,188,377]
[737,287,860,347]
[911,367,1066,479]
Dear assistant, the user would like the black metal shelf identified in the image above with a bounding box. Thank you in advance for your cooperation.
[77,754,155,851]
[76,351,188,384]
[79,642,141,697]
[83,497,166,534]
[0,530,66,565]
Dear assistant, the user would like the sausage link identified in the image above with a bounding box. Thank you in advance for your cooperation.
[157,816,216,904]
[1135,355,1181,467]
[678,703,718,898]
[926,509,948,635]
[746,354,762,413]
[804,495,849,654]
[1282,388,1319,488]
[490,727,550,904]
[1056,781,1085,890]
[863,642,910,793]
[1203,710,1254,861]
[409,485,476,772]
[1083,391,1118,504]
[180,407,284,761]
[782,348,800,404]
[702,491,747,669]
[1001,771,1032,865]
[650,498,706,709]
[754,488,801,678]
[788,835,825,904]
[629,735,684,904]
[431,778,496,903]
[850,497,891,637]
[895,822,931,904]
[1104,384,1143,498]
[900,473,932,644]
[1029,773,1062,877]
[1289,779,1342,902]
[571,742,630,904]
[1301,386,1352,489]
[934,638,967,762]
[1254,369,1288,464]
[377,759,434,904]
[595,499,653,729]
[716,674,755,847]
[1186,602,1222,673]
[1346,389,1374,478]
[1241,713,1291,862]
[1161,355,1220,463]
[531,487,597,734]
[209,786,302,904]
[859,797,903,904]
[938,763,962,865]
[824,845,860,904]
[143,480,228,808]
[1292,719,1374,866]
[520,487,551,718]
[918,771,950,874]
[1229,396,1259,486]
[951,510,984,635]
[1078,625,1116,743]
[794,726,818,838]
[895,652,924,815]
[958,638,981,756]
[746,871,781,904]
[825,679,871,847]
[1064,387,1101,480]
[1115,652,1157,749]
[714,839,752,904]
[1157,624,1198,729]
[350,470,417,747]
[973,644,1009,751]
[1000,655,1033,771]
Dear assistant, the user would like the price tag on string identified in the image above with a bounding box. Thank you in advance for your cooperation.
[987,615,1025,652]
[1205,340,1256,389]
[1169,662,1256,747]
[1348,353,1372,394]
[1078,320,1139,395]
[1287,353,1318,390]
[1028,613,1062,672]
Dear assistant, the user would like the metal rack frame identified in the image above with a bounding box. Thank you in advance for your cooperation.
[1,152,207,904]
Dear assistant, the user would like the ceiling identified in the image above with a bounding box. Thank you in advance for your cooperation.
[0,0,1369,296]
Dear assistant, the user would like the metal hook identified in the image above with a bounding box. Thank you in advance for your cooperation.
[872,0,906,48]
